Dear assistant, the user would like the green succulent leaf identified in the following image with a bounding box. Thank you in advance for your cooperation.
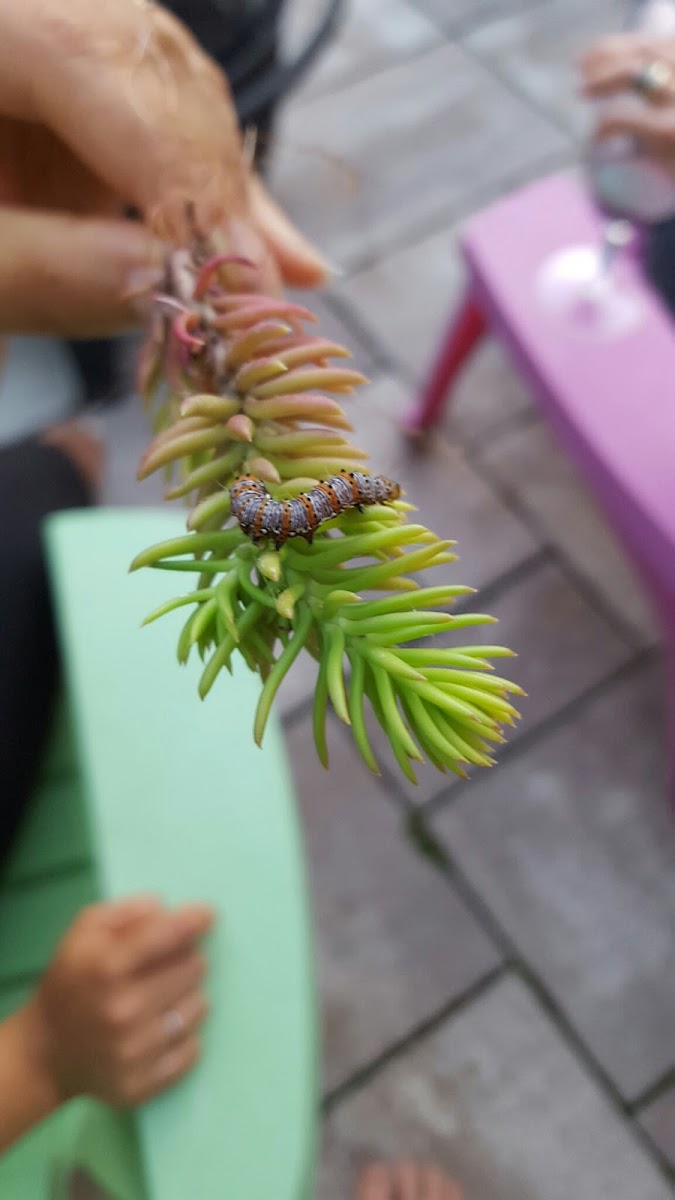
[132,240,522,782]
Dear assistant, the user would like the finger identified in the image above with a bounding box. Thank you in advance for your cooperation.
[125,989,209,1061]
[580,50,648,97]
[0,207,166,336]
[392,1161,422,1200]
[114,904,214,976]
[4,0,246,230]
[137,951,206,1017]
[1,2,296,291]
[248,176,329,289]
[79,897,162,931]
[209,217,284,298]
[596,105,675,162]
[130,1033,201,1104]
[75,896,163,941]
[97,896,163,931]
[579,34,652,77]
[421,1166,464,1200]
[0,115,121,213]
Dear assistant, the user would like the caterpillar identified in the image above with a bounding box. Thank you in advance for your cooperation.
[229,470,402,548]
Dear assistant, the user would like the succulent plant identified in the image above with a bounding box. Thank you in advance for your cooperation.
[130,231,523,783]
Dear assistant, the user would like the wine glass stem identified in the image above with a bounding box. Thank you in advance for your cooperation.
[599,218,634,279]
[599,231,618,277]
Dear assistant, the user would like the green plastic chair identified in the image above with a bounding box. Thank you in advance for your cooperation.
[0,508,318,1200]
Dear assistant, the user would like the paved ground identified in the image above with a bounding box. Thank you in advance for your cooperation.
[3,1,674,1196]
[271,1,675,1196]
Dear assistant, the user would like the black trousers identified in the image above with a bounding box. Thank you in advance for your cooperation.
[0,440,92,863]
[644,217,675,317]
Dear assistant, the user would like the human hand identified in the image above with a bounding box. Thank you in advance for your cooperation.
[24,895,214,1107]
[580,33,675,168]
[0,0,326,336]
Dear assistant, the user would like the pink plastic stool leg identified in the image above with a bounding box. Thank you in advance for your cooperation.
[403,290,487,436]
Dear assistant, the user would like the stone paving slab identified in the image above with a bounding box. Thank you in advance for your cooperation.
[347,378,540,590]
[640,1089,675,1174]
[282,0,441,100]
[480,419,659,646]
[433,663,674,1100]
[371,556,635,807]
[464,0,625,137]
[269,42,569,270]
[319,975,673,1200]
[285,718,502,1092]
[413,0,547,35]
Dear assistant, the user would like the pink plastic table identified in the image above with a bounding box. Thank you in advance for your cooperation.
[405,171,675,801]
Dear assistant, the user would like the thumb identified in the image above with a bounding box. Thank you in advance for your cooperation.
[0,208,166,336]
[249,177,330,289]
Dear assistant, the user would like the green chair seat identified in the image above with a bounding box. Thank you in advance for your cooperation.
[0,508,318,1200]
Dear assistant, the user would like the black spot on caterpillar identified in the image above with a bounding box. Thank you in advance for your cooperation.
[229,470,402,548]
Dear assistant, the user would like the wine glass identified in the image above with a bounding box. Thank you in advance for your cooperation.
[535,0,675,339]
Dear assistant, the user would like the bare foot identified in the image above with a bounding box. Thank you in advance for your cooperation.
[357,1161,463,1200]
[40,418,105,497]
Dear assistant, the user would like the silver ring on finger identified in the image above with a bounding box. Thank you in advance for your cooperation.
[163,1008,185,1039]
[632,59,673,98]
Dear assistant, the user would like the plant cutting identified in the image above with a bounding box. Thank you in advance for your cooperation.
[130,225,523,783]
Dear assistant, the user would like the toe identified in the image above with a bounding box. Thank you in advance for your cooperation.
[357,1162,464,1200]
[421,1164,464,1200]
[392,1160,423,1200]
[357,1163,395,1200]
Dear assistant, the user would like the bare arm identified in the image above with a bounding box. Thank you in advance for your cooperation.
[0,897,213,1154]
[0,1004,59,1151]
[0,0,325,336]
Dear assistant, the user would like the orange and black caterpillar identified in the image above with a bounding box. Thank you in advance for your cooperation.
[230,470,402,548]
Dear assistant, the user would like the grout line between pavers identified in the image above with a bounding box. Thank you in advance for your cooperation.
[315,146,574,283]
[318,292,395,374]
[288,30,449,108]
[410,0,548,41]
[320,299,541,457]
[456,29,578,142]
[282,565,657,818]
[322,961,508,1112]
[450,544,551,613]
[276,13,670,1178]
[468,441,652,651]
[354,551,651,814]
[279,547,548,737]
[391,819,675,1187]
[459,405,541,455]
[630,1066,675,1117]
[422,646,658,816]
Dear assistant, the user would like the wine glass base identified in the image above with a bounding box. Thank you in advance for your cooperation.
[535,245,644,340]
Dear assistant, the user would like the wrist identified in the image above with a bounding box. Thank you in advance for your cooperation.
[0,997,63,1152]
[11,997,65,1114]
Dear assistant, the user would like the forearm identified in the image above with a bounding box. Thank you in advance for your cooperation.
[0,1001,60,1153]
